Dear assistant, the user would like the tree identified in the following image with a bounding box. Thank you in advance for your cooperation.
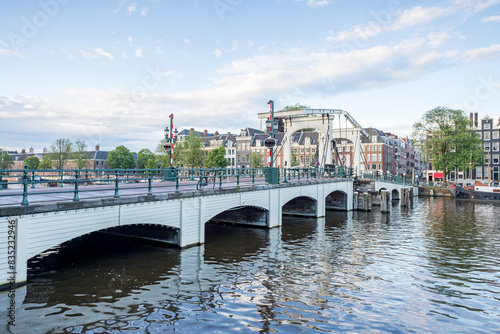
[50,138,73,169]
[137,149,156,169]
[73,139,89,169]
[24,156,40,169]
[291,150,299,167]
[249,152,265,168]
[176,129,205,167]
[282,103,311,111]
[106,145,135,169]
[206,146,229,168]
[0,153,14,170]
[412,107,483,184]
[39,154,53,169]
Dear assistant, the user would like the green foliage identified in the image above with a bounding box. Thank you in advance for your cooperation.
[137,149,156,169]
[282,103,311,111]
[249,152,265,168]
[176,130,205,167]
[412,106,483,184]
[39,155,53,169]
[291,150,299,167]
[145,158,158,169]
[0,153,14,170]
[73,139,89,169]
[205,146,229,168]
[23,156,40,169]
[106,145,135,169]
[49,138,73,169]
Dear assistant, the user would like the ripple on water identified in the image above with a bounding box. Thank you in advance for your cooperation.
[6,197,499,333]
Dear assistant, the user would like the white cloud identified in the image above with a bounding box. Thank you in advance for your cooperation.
[214,49,223,58]
[127,36,133,46]
[296,0,332,7]
[141,7,148,16]
[184,38,190,44]
[230,40,238,52]
[128,3,136,15]
[391,6,452,30]
[328,4,454,44]
[482,15,500,22]
[135,49,143,58]
[80,49,98,59]
[427,32,451,47]
[95,48,114,60]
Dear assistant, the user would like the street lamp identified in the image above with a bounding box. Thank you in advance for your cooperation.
[163,114,177,167]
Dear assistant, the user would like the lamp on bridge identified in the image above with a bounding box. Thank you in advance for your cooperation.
[163,114,178,167]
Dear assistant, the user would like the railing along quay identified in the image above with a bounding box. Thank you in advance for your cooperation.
[0,166,356,206]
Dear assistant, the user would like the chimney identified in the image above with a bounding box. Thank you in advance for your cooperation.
[475,112,478,127]
[470,112,473,124]
[204,129,208,137]
[21,148,26,154]
[29,147,34,154]
[95,143,100,151]
[43,147,48,154]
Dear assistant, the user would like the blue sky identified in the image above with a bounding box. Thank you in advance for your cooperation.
[1,0,500,153]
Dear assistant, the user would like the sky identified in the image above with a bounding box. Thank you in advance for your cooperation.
[1,0,500,153]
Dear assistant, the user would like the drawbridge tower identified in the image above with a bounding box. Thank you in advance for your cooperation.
[257,108,369,173]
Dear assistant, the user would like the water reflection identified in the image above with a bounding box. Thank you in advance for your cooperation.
[1,197,499,333]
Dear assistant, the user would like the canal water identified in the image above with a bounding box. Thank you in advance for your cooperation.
[2,197,499,333]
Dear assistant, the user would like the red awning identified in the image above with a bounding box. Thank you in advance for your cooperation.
[434,172,443,178]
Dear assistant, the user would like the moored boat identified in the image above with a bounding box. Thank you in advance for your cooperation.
[449,180,500,201]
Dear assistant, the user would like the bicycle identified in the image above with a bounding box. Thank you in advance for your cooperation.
[196,171,216,190]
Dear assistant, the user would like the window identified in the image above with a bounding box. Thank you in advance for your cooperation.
[367,154,371,162]
[484,143,491,151]
[306,148,309,154]
[494,131,499,140]
[294,148,298,154]
[484,122,491,129]
[312,148,316,153]
[300,148,304,153]
[367,146,370,152]
[372,154,377,162]
[493,143,499,151]
[372,164,377,170]
[492,154,499,164]
[378,154,381,161]
[346,146,351,152]
[484,132,491,140]
[476,167,483,179]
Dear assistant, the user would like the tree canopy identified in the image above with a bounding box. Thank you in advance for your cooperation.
[282,103,311,111]
[24,156,40,169]
[137,149,156,169]
[249,152,265,168]
[205,146,229,168]
[73,139,89,169]
[106,145,135,169]
[38,154,53,169]
[412,106,483,184]
[176,130,205,167]
[0,153,14,170]
[49,138,73,169]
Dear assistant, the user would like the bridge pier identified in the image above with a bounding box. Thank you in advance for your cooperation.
[381,190,391,213]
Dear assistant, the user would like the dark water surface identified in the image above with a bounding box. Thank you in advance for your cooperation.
[2,197,500,333]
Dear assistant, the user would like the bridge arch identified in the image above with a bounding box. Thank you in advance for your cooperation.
[391,189,400,200]
[325,190,348,211]
[282,196,318,217]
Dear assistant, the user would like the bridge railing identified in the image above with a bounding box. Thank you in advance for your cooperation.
[0,166,353,206]
[359,171,416,186]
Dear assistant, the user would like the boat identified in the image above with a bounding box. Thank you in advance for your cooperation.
[449,180,500,201]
